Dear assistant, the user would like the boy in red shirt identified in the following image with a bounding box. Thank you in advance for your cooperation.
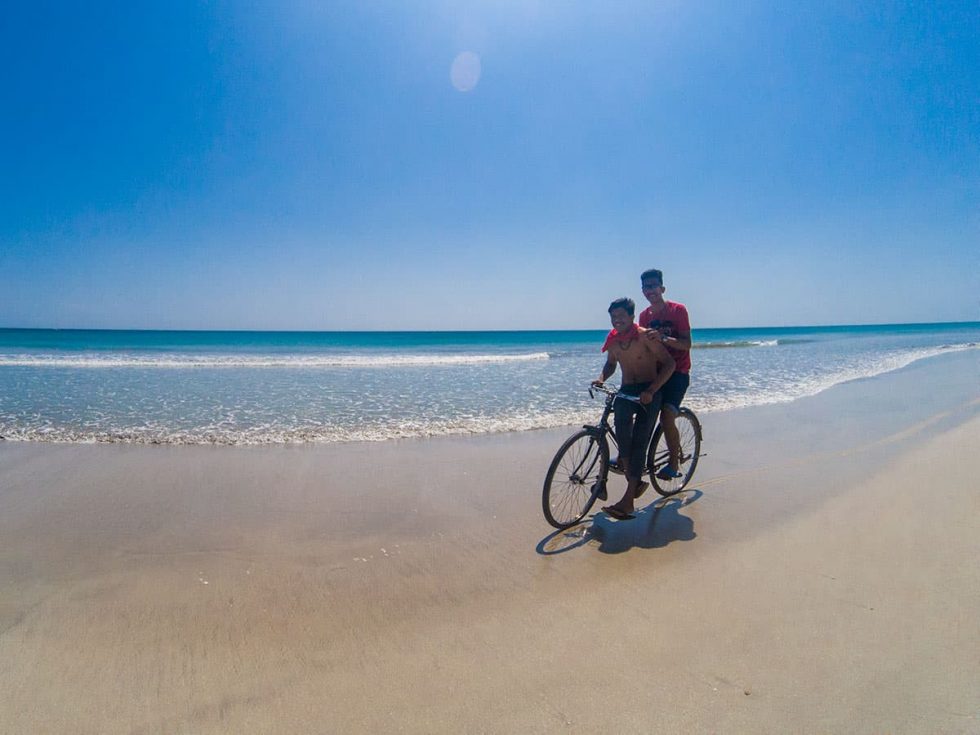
[638,269,692,479]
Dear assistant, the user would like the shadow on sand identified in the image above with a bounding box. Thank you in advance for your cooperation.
[536,489,702,556]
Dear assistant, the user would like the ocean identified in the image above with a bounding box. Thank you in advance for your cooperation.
[1,323,977,445]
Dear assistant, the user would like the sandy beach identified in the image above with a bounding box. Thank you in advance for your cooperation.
[1,350,978,734]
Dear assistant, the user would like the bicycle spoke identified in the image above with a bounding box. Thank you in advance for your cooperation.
[648,410,701,497]
[543,430,607,528]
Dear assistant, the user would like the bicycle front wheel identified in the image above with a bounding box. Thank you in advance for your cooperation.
[648,408,702,497]
[542,429,609,529]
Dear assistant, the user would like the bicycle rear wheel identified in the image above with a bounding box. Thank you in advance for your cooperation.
[542,429,609,529]
[648,408,701,496]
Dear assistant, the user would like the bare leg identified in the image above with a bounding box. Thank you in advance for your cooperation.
[661,406,681,472]
[615,458,637,513]
[603,457,647,515]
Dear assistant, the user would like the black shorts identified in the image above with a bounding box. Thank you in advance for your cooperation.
[660,371,690,414]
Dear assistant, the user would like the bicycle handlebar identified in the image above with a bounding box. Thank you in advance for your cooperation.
[589,382,617,397]
[589,383,643,403]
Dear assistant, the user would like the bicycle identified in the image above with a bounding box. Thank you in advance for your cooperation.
[542,383,703,530]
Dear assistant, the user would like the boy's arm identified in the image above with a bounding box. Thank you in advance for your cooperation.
[639,342,675,404]
[593,355,618,386]
[643,308,692,351]
[661,332,691,351]
[663,306,692,352]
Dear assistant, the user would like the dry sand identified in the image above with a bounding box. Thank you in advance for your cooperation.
[1,353,978,734]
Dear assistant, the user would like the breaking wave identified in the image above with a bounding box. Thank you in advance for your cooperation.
[0,352,551,369]
[694,339,780,349]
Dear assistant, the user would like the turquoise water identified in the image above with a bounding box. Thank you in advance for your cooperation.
[1,323,977,444]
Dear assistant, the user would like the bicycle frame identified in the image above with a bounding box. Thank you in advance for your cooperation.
[587,385,672,480]
[582,388,614,444]
[585,385,650,454]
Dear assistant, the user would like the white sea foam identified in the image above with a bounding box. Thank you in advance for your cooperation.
[0,407,598,446]
[689,343,977,413]
[0,352,551,369]
[695,339,780,349]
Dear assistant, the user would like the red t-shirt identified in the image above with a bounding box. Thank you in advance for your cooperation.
[639,301,691,374]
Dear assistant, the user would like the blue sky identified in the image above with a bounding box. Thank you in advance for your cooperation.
[2,1,978,330]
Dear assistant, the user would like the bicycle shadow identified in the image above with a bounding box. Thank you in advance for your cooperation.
[536,489,702,556]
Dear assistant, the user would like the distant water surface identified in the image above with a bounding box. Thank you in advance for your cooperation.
[1,323,977,445]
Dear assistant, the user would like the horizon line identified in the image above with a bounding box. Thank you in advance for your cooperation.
[1,320,979,334]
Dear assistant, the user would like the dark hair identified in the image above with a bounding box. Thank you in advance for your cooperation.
[607,297,635,316]
[640,269,663,286]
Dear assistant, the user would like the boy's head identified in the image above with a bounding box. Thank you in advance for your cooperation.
[640,269,663,287]
[640,269,665,303]
[607,297,635,333]
[607,297,635,317]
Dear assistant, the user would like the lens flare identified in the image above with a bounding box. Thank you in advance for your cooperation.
[450,51,481,92]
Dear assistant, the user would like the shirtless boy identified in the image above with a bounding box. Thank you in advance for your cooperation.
[593,297,675,520]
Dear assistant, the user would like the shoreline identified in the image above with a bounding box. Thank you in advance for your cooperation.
[1,345,977,448]
[1,349,978,733]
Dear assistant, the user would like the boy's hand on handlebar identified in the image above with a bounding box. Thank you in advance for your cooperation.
[591,379,605,388]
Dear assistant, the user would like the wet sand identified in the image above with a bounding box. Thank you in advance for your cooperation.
[1,351,978,733]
